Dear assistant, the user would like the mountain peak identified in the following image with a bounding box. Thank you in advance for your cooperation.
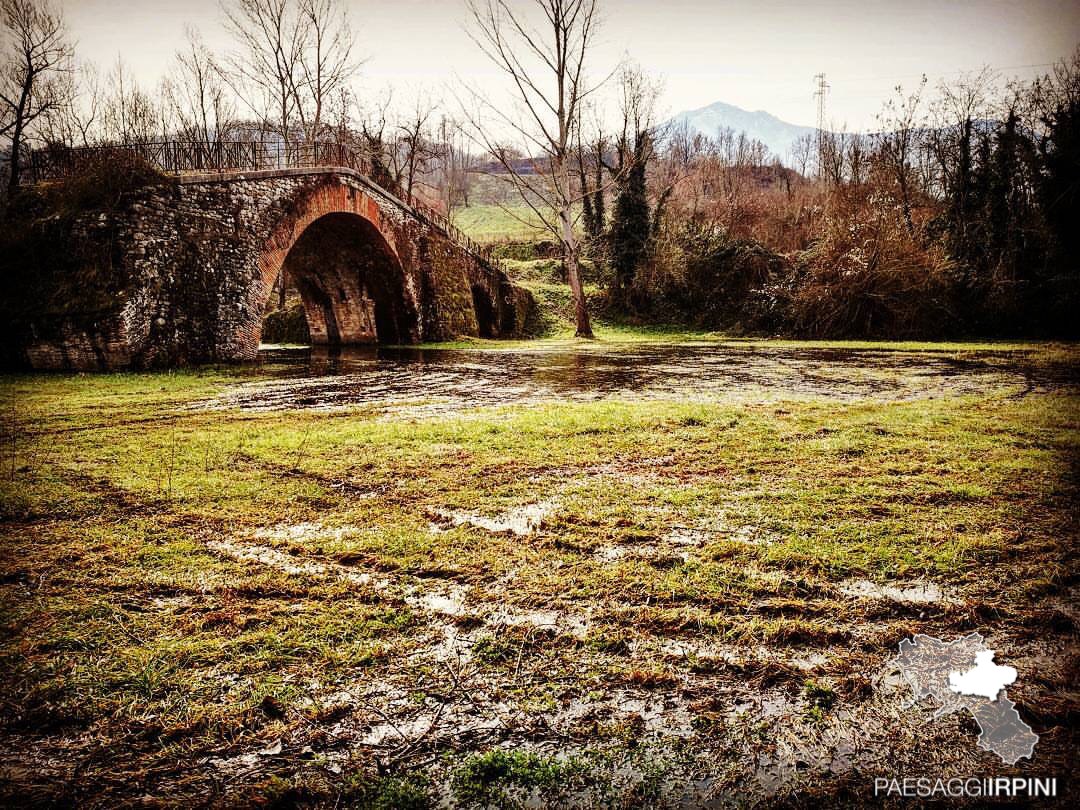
[668,100,817,164]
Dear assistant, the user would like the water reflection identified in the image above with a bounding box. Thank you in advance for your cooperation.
[197,343,1071,413]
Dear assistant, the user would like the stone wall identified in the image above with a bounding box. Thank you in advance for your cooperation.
[22,167,533,370]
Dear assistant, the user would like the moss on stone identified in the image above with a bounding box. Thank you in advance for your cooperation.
[261,304,311,344]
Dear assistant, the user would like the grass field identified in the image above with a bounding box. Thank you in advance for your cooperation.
[453,204,552,243]
[1,341,1077,806]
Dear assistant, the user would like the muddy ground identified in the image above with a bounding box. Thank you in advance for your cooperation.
[0,341,1077,808]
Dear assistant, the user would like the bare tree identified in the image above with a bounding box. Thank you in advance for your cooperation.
[164,27,235,144]
[222,0,306,140]
[611,61,661,174]
[41,60,101,147]
[874,76,928,234]
[462,0,606,338]
[438,114,477,215]
[819,128,840,186]
[296,0,357,142]
[791,132,814,178]
[845,131,866,189]
[392,93,438,201]
[100,57,160,143]
[358,87,401,188]
[222,0,357,144]
[926,68,995,199]
[575,62,662,242]
[329,84,358,143]
[0,0,70,193]
[574,113,606,244]
[652,118,709,225]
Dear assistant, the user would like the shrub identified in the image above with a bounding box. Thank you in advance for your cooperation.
[0,152,172,357]
[261,303,311,344]
[626,223,790,332]
[786,199,959,339]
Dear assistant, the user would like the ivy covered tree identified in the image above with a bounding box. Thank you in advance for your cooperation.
[608,130,651,309]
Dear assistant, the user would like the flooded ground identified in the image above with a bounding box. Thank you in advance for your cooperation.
[2,342,1077,807]
[193,343,1077,413]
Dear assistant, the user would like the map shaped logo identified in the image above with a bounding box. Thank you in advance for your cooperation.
[891,632,1037,765]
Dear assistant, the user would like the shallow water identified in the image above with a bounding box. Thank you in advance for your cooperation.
[196,343,1072,413]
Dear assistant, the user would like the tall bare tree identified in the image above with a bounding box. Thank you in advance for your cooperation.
[0,0,70,193]
[611,61,661,173]
[874,76,928,234]
[575,62,662,244]
[222,0,356,144]
[222,0,305,140]
[100,57,160,144]
[296,0,357,142]
[438,114,477,215]
[164,27,235,144]
[463,0,605,338]
[392,94,438,201]
[41,60,101,147]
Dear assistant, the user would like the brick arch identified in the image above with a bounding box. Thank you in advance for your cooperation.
[249,178,425,348]
[257,179,401,300]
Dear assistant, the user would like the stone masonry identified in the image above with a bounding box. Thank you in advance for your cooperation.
[23,167,533,370]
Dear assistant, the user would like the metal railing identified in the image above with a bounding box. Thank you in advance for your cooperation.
[27,140,505,273]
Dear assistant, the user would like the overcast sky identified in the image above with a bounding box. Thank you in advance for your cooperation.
[64,0,1080,131]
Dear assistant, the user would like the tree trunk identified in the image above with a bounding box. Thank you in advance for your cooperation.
[563,236,593,338]
[7,119,23,197]
[554,153,593,338]
[7,82,31,196]
[557,163,593,338]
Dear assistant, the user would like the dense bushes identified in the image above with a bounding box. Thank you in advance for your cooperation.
[0,152,171,343]
[260,303,311,344]
[626,224,788,332]
[614,192,1025,339]
[783,199,959,338]
[593,52,1080,340]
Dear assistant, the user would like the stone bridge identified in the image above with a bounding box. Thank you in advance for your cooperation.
[23,145,533,370]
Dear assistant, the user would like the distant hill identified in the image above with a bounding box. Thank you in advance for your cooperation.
[668,100,819,165]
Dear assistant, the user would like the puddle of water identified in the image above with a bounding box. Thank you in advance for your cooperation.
[487,605,592,639]
[756,751,794,795]
[596,544,660,561]
[207,537,372,583]
[412,581,471,617]
[191,344,1072,414]
[209,534,593,643]
[203,529,938,801]
[657,640,831,676]
[551,688,699,738]
[839,579,946,604]
[664,523,775,548]
[253,522,363,543]
[435,499,559,536]
[666,528,712,547]
[790,652,830,671]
